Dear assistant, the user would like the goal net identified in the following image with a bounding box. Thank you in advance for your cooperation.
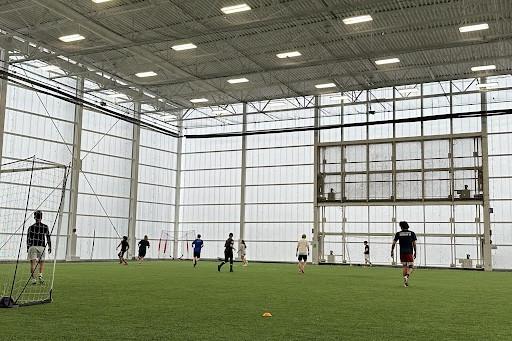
[0,158,68,308]
[158,230,196,260]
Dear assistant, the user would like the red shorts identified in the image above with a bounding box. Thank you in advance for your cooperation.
[400,253,414,263]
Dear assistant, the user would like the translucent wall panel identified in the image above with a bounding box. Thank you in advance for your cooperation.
[245,104,314,262]
[181,112,242,259]
[1,73,76,260]
[76,109,133,259]
[136,128,176,259]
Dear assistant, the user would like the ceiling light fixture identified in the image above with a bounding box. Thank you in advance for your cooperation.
[459,23,489,33]
[135,71,157,78]
[375,58,400,65]
[471,65,496,72]
[343,15,373,25]
[315,83,337,89]
[221,4,251,14]
[58,34,85,42]
[228,78,249,84]
[172,43,197,51]
[276,51,302,59]
[190,98,209,103]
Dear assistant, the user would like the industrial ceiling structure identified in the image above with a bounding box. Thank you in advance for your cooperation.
[0,0,510,111]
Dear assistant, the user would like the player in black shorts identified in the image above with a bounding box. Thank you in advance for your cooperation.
[116,236,129,265]
[137,235,150,262]
[218,233,235,273]
[391,221,417,287]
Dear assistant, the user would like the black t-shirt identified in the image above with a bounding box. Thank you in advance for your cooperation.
[394,230,417,254]
[27,222,50,249]
[224,237,234,253]
[120,240,129,252]
[364,245,369,254]
[138,239,149,250]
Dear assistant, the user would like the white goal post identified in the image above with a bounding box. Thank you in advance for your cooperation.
[0,157,68,308]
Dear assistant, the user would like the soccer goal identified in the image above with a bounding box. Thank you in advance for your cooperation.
[158,229,196,260]
[0,158,68,308]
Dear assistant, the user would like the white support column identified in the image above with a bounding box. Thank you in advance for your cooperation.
[127,102,141,259]
[312,95,321,264]
[65,77,84,261]
[480,77,492,271]
[239,103,247,251]
[0,48,8,168]
[172,116,184,259]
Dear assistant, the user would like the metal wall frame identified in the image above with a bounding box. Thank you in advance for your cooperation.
[315,80,493,270]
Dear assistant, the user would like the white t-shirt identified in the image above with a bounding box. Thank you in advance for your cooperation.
[239,244,246,255]
[297,239,309,255]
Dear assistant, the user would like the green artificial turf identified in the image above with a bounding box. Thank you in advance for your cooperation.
[1,261,511,340]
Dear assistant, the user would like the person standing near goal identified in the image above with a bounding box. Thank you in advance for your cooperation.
[363,241,372,266]
[391,221,417,287]
[117,236,129,265]
[27,210,51,285]
[296,234,309,274]
[191,234,204,268]
[137,235,150,262]
[218,232,235,272]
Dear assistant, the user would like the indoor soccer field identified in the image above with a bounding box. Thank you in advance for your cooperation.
[2,1,512,340]
[1,261,512,341]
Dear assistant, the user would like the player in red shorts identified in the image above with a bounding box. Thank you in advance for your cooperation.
[391,221,417,287]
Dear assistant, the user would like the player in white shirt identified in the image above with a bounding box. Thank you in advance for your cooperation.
[296,234,309,274]
[238,240,248,267]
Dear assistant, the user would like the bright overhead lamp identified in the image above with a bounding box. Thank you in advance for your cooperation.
[459,23,489,33]
[58,34,85,42]
[375,58,400,65]
[172,43,197,51]
[227,78,249,84]
[190,98,209,103]
[135,71,157,78]
[221,4,251,14]
[471,64,496,72]
[315,83,337,89]
[92,0,112,3]
[343,15,373,25]
[276,51,302,59]
[477,82,499,90]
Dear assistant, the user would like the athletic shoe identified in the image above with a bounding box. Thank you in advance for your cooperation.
[38,276,45,285]
[31,277,37,285]
[404,276,409,287]
[217,264,221,272]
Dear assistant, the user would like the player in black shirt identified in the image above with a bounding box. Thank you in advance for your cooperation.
[117,236,129,265]
[137,235,150,262]
[26,210,51,284]
[218,233,235,272]
[363,241,371,266]
[391,221,417,287]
